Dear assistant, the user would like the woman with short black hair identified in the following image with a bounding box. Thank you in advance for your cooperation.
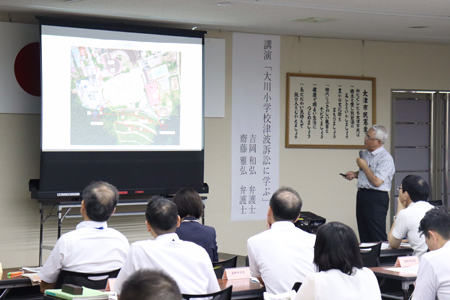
[173,188,218,262]
[295,222,381,300]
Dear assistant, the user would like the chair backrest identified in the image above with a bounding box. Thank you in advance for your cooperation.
[212,256,238,279]
[359,242,381,268]
[429,200,443,206]
[291,282,302,292]
[54,269,120,290]
[182,286,232,300]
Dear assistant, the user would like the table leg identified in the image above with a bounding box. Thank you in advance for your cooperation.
[0,288,10,299]
[39,204,44,267]
[402,280,414,300]
[57,206,62,239]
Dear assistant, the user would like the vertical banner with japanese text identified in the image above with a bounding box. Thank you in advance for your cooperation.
[231,33,280,221]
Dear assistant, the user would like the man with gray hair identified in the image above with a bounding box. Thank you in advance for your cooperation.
[345,124,395,242]
[38,181,129,293]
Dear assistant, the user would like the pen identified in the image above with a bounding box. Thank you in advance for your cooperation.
[7,271,24,277]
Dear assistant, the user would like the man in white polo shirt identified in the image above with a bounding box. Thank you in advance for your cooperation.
[247,187,315,295]
[413,206,450,300]
[114,196,219,297]
[38,181,130,293]
[388,175,433,258]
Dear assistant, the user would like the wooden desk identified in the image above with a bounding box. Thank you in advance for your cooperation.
[0,268,40,299]
[1,270,264,300]
[371,266,416,300]
[218,278,264,300]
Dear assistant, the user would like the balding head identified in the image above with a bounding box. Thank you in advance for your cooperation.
[82,181,119,222]
[146,196,179,236]
[269,187,302,223]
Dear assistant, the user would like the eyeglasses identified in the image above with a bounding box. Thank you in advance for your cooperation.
[397,186,403,191]
[364,134,379,141]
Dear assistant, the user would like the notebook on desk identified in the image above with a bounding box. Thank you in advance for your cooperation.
[45,287,108,300]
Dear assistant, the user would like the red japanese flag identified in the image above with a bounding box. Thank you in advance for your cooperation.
[0,22,40,114]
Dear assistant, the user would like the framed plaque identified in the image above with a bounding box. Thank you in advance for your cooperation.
[286,73,376,149]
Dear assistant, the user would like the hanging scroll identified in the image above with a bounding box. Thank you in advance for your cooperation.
[286,73,376,149]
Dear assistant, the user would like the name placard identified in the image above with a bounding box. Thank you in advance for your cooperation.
[395,256,419,267]
[222,267,251,280]
[106,278,116,291]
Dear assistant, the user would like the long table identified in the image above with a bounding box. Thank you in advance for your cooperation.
[0,268,40,299]
[1,269,264,300]
[379,242,414,266]
[218,278,264,299]
[371,266,416,300]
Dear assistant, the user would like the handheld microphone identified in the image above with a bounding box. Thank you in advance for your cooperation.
[359,150,364,159]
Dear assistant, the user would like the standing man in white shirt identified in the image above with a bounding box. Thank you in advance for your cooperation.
[38,181,130,293]
[388,175,433,258]
[247,187,315,295]
[114,196,219,297]
[345,124,395,242]
[413,206,450,300]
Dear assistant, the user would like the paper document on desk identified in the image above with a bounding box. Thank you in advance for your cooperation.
[360,242,378,247]
[106,291,117,300]
[385,264,419,275]
[381,243,390,250]
[21,266,42,273]
[263,290,296,300]
[22,273,41,285]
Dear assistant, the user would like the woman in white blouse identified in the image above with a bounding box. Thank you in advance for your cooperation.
[295,222,381,300]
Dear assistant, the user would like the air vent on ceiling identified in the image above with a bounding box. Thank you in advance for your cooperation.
[292,17,336,23]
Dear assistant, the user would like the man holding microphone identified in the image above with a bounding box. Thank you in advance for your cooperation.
[345,124,395,242]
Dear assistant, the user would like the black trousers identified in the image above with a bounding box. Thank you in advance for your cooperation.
[356,188,389,242]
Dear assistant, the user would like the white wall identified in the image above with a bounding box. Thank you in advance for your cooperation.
[203,32,450,256]
[1,22,450,267]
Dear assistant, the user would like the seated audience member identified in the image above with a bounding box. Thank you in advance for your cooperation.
[114,196,219,296]
[120,269,181,300]
[247,187,315,295]
[412,206,450,300]
[295,222,381,300]
[38,181,130,293]
[173,188,218,262]
[388,175,433,258]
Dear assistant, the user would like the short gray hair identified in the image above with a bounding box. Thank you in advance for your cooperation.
[371,124,388,144]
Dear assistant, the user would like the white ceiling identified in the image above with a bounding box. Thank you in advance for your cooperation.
[0,0,450,44]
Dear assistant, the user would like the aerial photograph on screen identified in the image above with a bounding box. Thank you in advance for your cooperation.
[69,46,181,146]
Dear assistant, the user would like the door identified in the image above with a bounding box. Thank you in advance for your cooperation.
[392,90,450,218]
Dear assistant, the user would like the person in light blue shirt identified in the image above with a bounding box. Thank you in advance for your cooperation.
[345,125,395,242]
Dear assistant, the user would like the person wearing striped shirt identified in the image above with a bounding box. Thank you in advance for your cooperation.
[344,125,395,242]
